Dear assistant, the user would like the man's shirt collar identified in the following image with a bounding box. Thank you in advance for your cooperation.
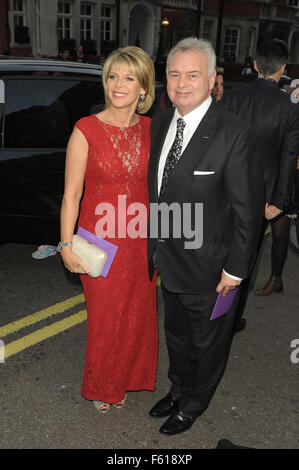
[173,95,212,132]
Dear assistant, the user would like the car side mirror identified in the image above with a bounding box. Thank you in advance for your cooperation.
[0,80,5,103]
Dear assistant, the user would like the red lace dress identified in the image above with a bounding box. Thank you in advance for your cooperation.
[75,114,158,403]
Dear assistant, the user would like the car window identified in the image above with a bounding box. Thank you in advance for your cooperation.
[3,77,104,148]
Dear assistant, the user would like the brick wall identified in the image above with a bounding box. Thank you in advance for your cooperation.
[10,47,32,57]
[224,0,260,18]
[203,0,260,17]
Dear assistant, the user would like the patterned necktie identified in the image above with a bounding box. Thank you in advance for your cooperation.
[159,117,186,200]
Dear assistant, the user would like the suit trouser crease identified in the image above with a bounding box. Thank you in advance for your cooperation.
[161,283,238,416]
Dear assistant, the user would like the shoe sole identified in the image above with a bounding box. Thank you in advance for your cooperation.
[255,289,283,296]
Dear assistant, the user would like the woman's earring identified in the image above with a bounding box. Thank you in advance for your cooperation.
[140,94,146,101]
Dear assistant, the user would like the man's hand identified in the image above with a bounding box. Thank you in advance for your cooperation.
[265,203,283,220]
[216,271,241,296]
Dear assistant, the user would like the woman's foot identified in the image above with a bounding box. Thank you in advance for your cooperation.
[255,275,283,296]
[113,394,127,409]
[93,400,110,414]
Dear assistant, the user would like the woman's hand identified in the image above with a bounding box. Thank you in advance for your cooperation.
[265,203,283,220]
[60,246,90,274]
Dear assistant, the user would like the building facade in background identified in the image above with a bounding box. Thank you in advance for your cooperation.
[1,0,299,64]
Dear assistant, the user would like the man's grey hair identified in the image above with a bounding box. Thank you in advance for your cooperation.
[255,38,289,76]
[167,37,216,77]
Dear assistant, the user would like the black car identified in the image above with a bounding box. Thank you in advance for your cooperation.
[0,59,105,245]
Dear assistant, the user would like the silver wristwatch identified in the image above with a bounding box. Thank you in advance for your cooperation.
[57,241,72,252]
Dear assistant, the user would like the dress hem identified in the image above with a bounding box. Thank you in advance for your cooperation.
[81,386,156,404]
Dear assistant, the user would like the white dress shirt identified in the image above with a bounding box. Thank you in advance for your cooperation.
[157,96,242,282]
[157,96,212,195]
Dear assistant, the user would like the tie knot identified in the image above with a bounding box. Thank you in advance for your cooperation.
[177,118,186,132]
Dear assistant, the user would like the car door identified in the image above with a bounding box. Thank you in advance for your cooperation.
[0,73,104,244]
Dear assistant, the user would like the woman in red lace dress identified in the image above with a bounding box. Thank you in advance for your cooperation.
[60,47,158,413]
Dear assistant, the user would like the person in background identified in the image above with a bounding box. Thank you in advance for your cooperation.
[256,80,299,295]
[60,49,71,61]
[241,59,253,76]
[221,38,299,330]
[255,155,299,295]
[73,45,86,63]
[212,67,224,102]
[59,46,158,414]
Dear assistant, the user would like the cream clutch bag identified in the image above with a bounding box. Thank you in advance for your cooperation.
[72,234,107,278]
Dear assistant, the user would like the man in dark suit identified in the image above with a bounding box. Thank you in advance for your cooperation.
[221,39,299,330]
[147,37,264,435]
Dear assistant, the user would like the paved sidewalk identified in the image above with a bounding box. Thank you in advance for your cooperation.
[150,233,299,449]
[0,234,298,450]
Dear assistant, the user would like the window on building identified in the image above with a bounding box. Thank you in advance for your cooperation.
[223,28,239,62]
[57,1,72,40]
[246,28,255,58]
[101,5,112,41]
[288,0,299,7]
[80,2,94,41]
[12,0,26,27]
[203,20,214,42]
[261,5,271,17]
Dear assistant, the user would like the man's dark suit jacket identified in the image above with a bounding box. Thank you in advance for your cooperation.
[147,100,264,294]
[221,78,299,211]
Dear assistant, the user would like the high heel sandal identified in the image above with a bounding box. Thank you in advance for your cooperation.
[93,400,110,414]
[113,394,127,409]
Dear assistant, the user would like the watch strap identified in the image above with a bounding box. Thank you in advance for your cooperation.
[57,241,73,252]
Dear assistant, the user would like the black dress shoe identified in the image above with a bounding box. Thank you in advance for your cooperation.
[216,439,253,449]
[234,317,246,333]
[149,393,179,418]
[159,410,197,436]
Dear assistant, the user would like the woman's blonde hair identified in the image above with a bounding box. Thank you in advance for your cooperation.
[102,46,155,114]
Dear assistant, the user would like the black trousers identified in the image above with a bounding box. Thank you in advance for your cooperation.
[161,282,238,417]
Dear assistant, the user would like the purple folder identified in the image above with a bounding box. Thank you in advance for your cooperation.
[210,287,239,320]
[77,227,118,278]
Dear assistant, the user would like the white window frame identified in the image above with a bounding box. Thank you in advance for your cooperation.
[203,20,214,42]
[100,5,112,42]
[80,2,94,41]
[246,27,255,59]
[288,0,299,7]
[12,0,26,27]
[57,1,73,40]
[223,27,240,62]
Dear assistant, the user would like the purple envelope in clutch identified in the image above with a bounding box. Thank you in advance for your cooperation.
[210,287,239,320]
[77,227,118,278]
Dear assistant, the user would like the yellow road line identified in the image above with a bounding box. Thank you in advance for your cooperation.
[4,309,87,359]
[0,294,85,338]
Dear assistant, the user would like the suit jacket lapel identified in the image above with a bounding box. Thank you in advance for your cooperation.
[166,101,218,196]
